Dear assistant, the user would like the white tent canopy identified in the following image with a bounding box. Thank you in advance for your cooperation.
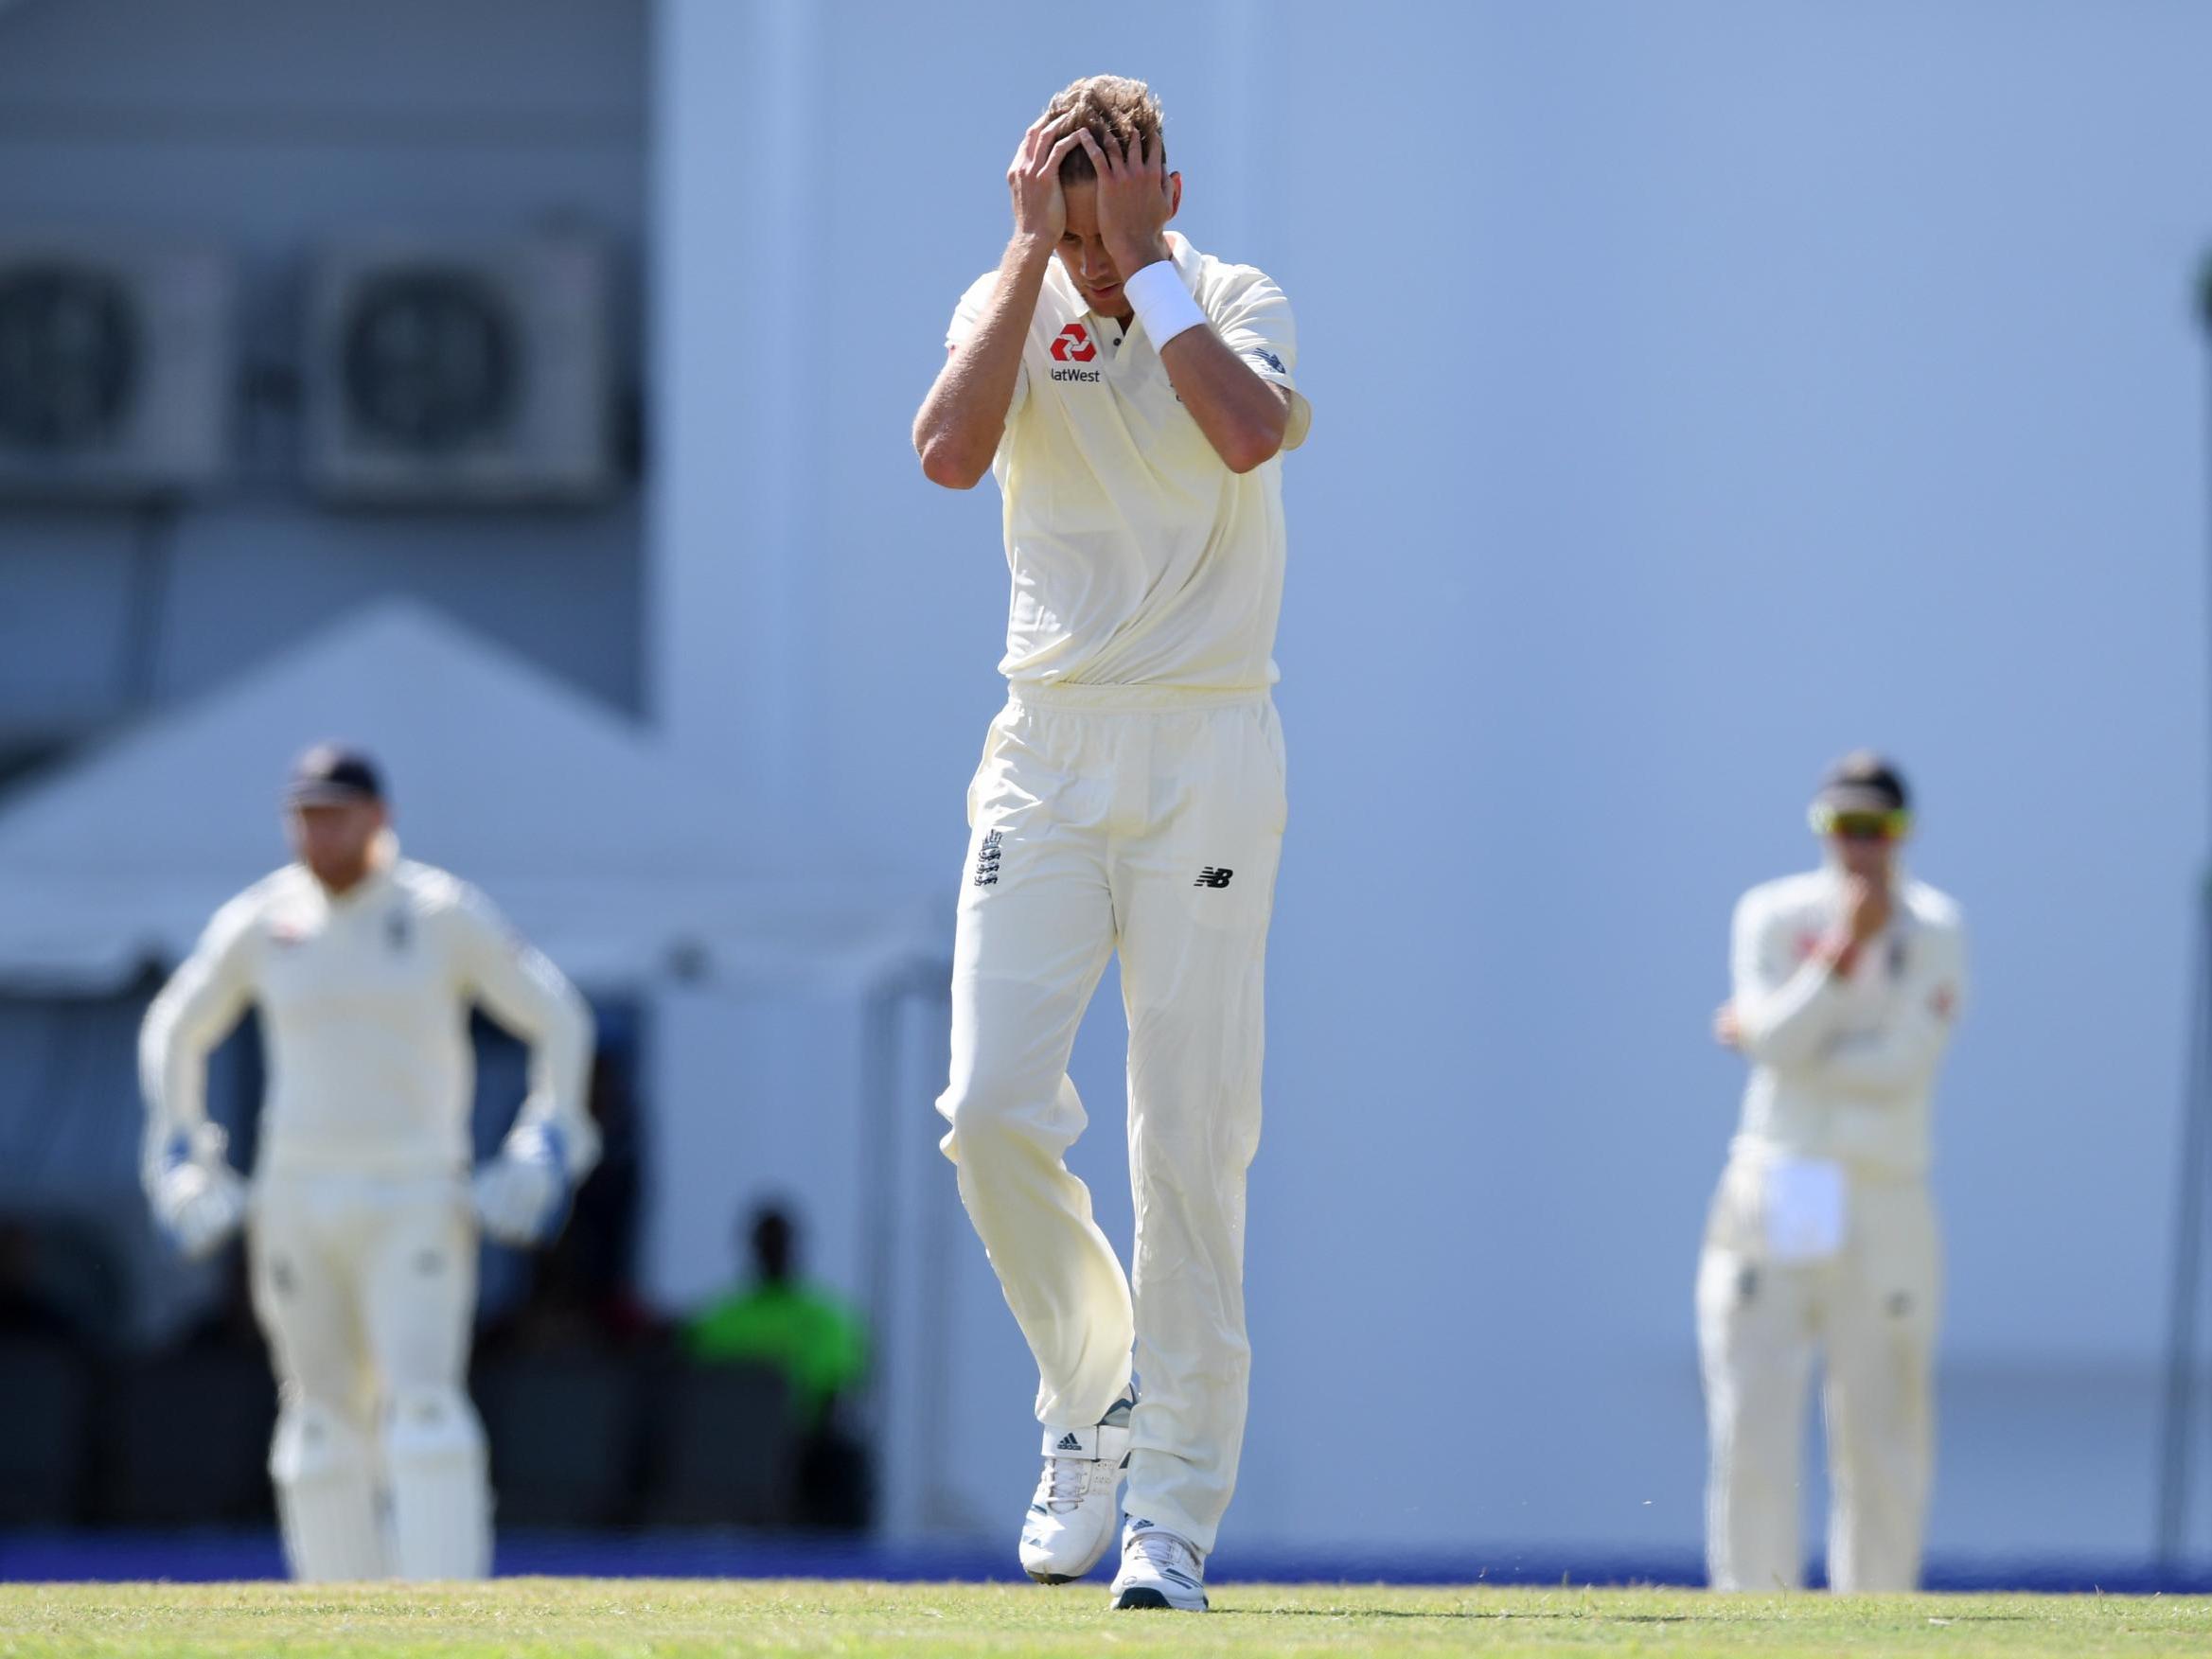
[0,601,940,992]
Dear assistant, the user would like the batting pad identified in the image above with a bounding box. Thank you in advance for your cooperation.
[269,1401,387,1582]
[383,1385,491,1581]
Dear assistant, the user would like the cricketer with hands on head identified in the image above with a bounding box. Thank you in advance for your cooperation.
[914,76,1310,1613]
[913,94,1298,487]
[139,745,596,1582]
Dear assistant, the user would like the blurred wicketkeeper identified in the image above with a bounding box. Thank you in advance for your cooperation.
[138,745,595,1581]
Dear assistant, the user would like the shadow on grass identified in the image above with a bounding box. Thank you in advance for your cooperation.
[1219,1608,1698,1625]
[1221,1603,2053,1627]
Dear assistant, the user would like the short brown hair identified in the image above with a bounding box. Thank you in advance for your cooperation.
[1044,75,1166,185]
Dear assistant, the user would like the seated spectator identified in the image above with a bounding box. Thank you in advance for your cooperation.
[686,1204,865,1422]
[685,1202,871,1527]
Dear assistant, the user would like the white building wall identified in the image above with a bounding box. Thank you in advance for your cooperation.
[0,0,649,746]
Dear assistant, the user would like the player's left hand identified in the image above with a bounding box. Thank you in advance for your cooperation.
[1712,1001,1742,1050]
[472,1151,564,1246]
[1075,129,1176,275]
[163,1162,248,1260]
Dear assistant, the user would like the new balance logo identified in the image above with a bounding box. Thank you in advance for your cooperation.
[1056,1432,1085,1452]
[1194,867,1234,889]
[974,828,1003,887]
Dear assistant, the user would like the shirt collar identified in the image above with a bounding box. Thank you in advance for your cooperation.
[1051,231,1204,325]
[1816,853,1910,887]
[1812,857,1917,935]
[1167,229,1202,285]
[310,830,400,910]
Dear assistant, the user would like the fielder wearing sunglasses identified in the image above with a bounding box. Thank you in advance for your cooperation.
[1698,751,1968,1595]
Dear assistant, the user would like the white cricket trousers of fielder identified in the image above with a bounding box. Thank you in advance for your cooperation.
[249,1172,491,1581]
[1696,1161,1940,1593]
[936,683,1286,1556]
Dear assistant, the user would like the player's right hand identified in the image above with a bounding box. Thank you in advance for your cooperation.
[1712,1001,1742,1050]
[1008,109,1086,245]
[1841,876,1893,944]
[162,1163,248,1260]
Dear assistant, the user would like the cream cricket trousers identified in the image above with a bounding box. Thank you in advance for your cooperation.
[1696,1159,1940,1593]
[250,1172,490,1580]
[936,683,1286,1555]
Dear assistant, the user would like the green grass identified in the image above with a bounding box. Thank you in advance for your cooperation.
[1,1580,2208,1658]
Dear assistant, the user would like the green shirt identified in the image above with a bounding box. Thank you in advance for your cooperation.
[681,1280,867,1425]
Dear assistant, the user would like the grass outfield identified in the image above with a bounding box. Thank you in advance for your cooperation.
[1,1581,2210,1658]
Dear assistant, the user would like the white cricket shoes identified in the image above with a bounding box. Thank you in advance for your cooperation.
[1109,1521,1209,1611]
[1018,1385,1136,1584]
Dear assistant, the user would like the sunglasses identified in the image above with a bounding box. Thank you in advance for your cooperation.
[1809,805,1911,842]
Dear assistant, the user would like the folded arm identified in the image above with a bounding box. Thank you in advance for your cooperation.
[1158,327,1294,475]
[1727,896,1846,1070]
[1818,927,1966,1097]
[1081,128,1303,475]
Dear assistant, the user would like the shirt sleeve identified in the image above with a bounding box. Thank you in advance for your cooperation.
[138,893,258,1206]
[1729,889,1844,1071]
[1816,918,1967,1098]
[947,269,1029,425]
[447,884,600,1184]
[1208,265,1312,451]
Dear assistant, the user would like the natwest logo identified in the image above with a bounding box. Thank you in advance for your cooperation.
[1050,323,1097,363]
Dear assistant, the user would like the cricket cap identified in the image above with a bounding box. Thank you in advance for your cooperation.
[1813,750,1910,817]
[284,743,386,808]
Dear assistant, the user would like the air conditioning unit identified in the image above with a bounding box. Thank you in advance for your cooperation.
[0,238,233,500]
[304,233,616,506]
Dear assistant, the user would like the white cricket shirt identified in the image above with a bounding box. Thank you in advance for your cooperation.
[140,837,597,1188]
[1726,866,1968,1179]
[947,231,1309,689]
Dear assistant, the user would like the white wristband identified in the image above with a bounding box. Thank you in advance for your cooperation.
[1124,259,1207,346]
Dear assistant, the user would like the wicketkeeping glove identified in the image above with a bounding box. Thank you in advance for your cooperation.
[158,1161,249,1261]
[470,1125,569,1246]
